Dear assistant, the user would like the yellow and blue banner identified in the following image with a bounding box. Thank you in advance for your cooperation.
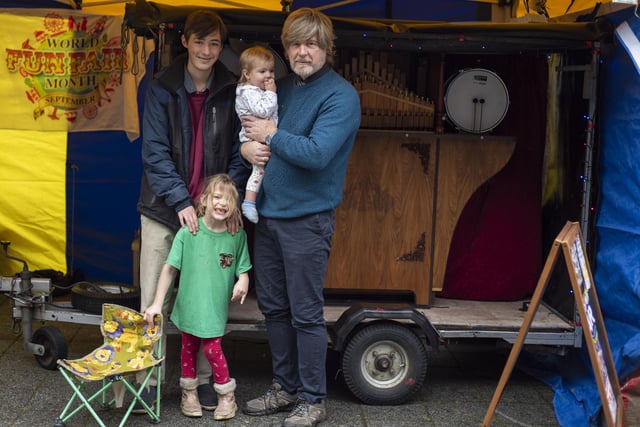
[0,8,152,276]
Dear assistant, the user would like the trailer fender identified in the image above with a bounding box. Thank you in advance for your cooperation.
[330,303,439,352]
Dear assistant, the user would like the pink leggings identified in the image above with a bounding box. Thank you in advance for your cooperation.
[180,332,230,384]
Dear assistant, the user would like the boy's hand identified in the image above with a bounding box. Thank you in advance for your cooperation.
[226,208,243,235]
[178,205,198,235]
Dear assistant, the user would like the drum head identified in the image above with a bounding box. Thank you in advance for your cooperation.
[444,68,509,133]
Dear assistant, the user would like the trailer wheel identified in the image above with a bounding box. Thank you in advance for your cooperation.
[31,326,68,370]
[341,322,427,405]
[71,282,140,314]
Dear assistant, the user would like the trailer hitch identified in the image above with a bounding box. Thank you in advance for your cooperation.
[1,241,45,356]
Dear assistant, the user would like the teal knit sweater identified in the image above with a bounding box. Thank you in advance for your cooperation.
[257,68,361,218]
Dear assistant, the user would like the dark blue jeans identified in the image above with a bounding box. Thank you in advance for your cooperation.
[253,210,335,404]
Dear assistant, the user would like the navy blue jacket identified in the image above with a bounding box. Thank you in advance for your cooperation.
[137,55,248,232]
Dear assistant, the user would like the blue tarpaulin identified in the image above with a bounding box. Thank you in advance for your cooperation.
[520,10,640,426]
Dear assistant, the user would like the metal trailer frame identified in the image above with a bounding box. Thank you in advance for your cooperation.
[2,274,582,355]
[2,227,582,405]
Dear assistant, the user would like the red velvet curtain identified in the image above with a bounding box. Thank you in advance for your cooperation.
[438,53,547,301]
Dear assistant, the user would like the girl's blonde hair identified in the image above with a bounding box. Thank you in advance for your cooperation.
[238,45,275,84]
[197,174,239,217]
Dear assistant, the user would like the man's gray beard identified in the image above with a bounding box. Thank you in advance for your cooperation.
[293,63,314,80]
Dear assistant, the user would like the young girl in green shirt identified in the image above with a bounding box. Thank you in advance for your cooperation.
[144,174,251,420]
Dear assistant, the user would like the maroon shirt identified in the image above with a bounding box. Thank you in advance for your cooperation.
[187,91,208,202]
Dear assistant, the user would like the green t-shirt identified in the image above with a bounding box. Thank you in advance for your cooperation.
[166,217,251,338]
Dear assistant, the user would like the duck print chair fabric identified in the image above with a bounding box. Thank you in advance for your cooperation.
[55,303,163,427]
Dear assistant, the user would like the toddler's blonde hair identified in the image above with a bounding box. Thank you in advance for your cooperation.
[238,45,275,84]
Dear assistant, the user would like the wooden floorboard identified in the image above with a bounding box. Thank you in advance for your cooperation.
[228,294,573,332]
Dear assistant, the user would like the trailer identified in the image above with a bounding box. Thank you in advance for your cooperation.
[0,1,611,408]
[1,240,579,406]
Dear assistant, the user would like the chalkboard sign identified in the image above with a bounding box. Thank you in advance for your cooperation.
[483,221,622,427]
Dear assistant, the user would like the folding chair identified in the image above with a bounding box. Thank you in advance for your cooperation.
[55,303,163,427]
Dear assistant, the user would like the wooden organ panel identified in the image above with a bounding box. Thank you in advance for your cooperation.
[325,131,516,305]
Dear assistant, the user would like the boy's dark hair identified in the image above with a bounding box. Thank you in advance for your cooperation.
[183,10,228,43]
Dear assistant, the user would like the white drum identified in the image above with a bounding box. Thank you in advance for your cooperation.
[444,68,509,133]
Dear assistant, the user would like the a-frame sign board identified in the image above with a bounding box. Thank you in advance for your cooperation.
[483,221,622,427]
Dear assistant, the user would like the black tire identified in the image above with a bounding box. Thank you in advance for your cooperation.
[71,281,140,314]
[341,322,427,405]
[31,326,68,370]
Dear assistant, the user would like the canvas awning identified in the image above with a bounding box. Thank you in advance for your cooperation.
[121,1,610,54]
[18,0,631,22]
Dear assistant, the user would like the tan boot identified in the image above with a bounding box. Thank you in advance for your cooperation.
[180,377,202,417]
[213,378,237,420]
